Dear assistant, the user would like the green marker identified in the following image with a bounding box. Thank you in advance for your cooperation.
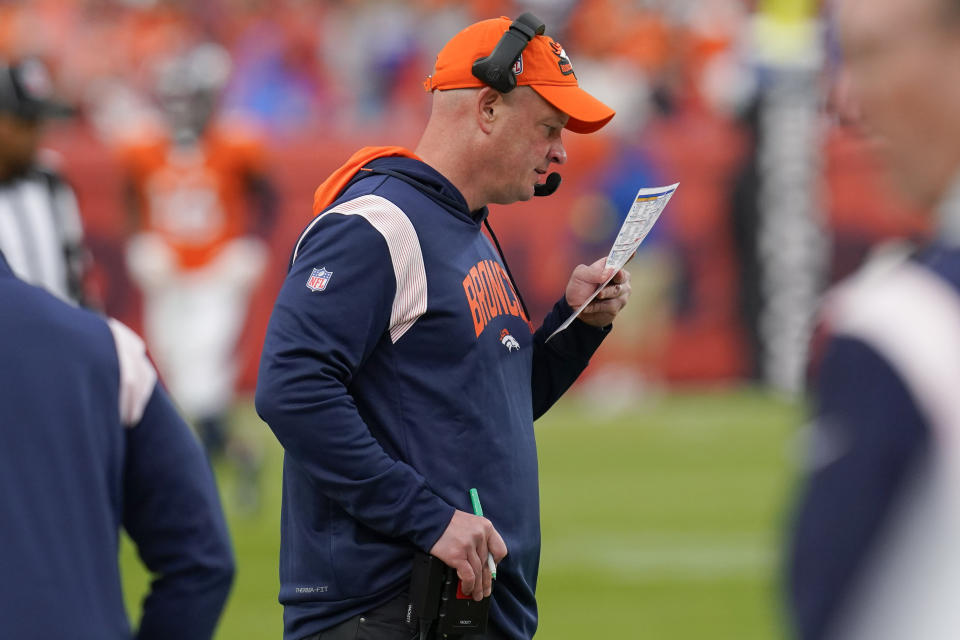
[469,487,497,580]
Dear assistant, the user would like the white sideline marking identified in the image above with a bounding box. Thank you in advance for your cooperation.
[543,532,774,580]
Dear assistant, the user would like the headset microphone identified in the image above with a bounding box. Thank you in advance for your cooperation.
[534,172,561,197]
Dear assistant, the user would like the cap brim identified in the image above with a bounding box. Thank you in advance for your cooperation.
[531,84,615,134]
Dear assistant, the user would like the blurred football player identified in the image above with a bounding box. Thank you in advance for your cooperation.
[120,43,277,505]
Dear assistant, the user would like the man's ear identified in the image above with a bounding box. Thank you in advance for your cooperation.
[476,86,502,134]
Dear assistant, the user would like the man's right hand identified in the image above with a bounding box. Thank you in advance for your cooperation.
[429,509,508,601]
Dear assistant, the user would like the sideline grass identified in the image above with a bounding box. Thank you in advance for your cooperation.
[536,389,800,639]
[120,388,801,639]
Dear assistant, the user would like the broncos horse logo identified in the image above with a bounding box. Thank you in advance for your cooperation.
[500,328,520,352]
[550,40,575,77]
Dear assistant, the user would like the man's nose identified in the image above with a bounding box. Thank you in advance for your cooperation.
[549,142,567,166]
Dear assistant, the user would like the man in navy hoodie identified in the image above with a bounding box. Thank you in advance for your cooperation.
[257,15,628,640]
[787,0,960,638]
[0,248,234,638]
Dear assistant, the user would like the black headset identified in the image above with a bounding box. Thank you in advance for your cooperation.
[471,13,545,94]
[471,12,561,198]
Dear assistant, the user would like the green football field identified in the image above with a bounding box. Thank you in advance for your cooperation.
[120,388,803,639]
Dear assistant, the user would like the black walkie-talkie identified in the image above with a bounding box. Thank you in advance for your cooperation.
[409,551,490,639]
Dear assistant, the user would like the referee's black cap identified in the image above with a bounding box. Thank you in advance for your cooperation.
[0,59,76,121]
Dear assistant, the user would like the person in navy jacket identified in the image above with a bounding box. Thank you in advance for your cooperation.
[256,15,629,640]
[787,0,960,638]
[0,248,234,639]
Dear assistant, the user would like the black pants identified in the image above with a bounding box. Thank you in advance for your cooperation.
[302,592,511,640]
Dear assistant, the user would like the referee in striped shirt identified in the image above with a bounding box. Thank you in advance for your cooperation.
[0,58,88,306]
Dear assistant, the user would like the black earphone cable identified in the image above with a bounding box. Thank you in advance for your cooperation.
[483,217,531,323]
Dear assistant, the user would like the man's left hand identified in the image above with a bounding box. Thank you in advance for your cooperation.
[565,257,631,328]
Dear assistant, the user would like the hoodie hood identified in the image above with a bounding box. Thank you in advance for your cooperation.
[312,146,419,216]
[315,147,486,227]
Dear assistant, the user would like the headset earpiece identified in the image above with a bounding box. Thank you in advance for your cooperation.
[471,13,545,94]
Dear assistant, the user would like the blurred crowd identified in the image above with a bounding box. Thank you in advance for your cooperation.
[0,0,750,140]
[0,0,930,399]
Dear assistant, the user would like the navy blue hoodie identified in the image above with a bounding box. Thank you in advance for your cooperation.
[0,252,233,639]
[256,156,608,639]
[788,244,960,640]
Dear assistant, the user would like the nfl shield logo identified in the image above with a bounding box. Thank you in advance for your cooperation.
[306,267,333,292]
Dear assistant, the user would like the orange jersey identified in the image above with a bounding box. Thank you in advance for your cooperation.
[119,121,268,269]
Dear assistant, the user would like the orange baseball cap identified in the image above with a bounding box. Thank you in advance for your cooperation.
[424,17,615,134]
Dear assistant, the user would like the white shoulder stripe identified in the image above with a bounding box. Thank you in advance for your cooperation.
[829,260,960,434]
[107,318,158,427]
[291,209,333,266]
[295,195,427,343]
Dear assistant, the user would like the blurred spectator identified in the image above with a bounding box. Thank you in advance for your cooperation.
[0,249,234,639]
[220,1,327,137]
[787,0,960,638]
[119,42,277,508]
[0,58,91,305]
